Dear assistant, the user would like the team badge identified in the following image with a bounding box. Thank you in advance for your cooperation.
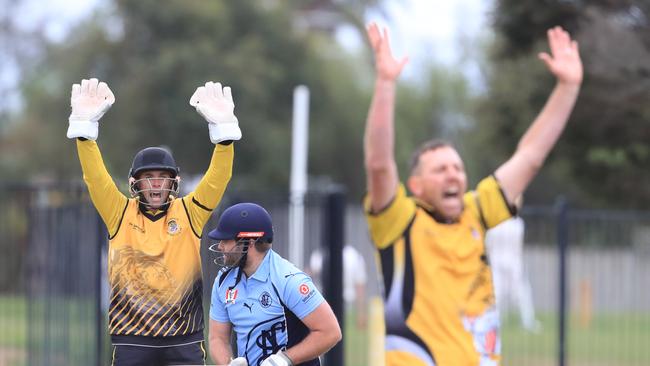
[167,219,180,235]
[299,283,310,295]
[259,291,272,308]
[225,288,238,304]
[299,283,315,303]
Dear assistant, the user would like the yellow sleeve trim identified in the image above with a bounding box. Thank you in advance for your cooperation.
[464,176,513,230]
[363,184,416,249]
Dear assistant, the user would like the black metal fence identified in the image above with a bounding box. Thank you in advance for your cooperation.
[0,182,338,366]
[2,182,650,366]
[0,183,105,366]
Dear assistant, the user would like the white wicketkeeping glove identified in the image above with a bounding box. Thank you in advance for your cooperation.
[228,357,248,366]
[189,81,241,144]
[260,350,294,366]
[67,78,115,140]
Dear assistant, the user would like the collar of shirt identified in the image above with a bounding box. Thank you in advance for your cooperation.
[248,249,274,282]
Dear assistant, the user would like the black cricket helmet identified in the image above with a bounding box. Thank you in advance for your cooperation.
[128,146,180,199]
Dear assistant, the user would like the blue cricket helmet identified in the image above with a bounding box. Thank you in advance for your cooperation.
[209,203,274,243]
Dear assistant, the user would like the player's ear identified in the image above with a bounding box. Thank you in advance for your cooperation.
[407,175,422,196]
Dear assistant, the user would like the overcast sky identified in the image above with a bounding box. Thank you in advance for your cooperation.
[14,0,491,62]
[2,0,492,108]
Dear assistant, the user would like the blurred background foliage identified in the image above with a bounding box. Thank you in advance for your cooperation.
[473,0,650,208]
[0,0,649,208]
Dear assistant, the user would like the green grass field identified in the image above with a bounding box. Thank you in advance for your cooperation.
[0,295,26,366]
[0,295,101,366]
[499,312,650,366]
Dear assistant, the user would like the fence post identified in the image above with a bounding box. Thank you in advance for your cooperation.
[96,211,107,366]
[556,196,569,366]
[322,188,345,366]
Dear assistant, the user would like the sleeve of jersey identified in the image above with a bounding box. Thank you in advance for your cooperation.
[183,144,234,237]
[467,175,515,230]
[209,276,229,322]
[76,139,128,237]
[363,184,417,250]
[282,273,325,320]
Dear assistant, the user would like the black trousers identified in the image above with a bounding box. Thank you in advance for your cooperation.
[111,341,206,366]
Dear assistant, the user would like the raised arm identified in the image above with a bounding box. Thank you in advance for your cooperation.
[183,81,240,233]
[68,78,127,236]
[495,26,583,203]
[364,22,409,212]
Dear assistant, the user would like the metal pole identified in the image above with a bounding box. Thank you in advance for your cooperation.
[96,211,107,366]
[556,196,569,366]
[289,85,310,268]
[322,188,345,366]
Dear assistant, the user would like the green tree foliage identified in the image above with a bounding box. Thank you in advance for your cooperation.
[475,1,650,208]
[1,1,359,192]
[2,0,471,200]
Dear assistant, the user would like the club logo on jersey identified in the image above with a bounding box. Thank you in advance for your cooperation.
[259,291,272,308]
[167,219,180,235]
[255,319,287,360]
[225,288,238,304]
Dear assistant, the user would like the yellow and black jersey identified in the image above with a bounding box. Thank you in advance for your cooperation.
[77,139,233,346]
[364,176,513,366]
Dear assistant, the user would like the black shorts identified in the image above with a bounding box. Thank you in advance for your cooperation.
[111,341,206,366]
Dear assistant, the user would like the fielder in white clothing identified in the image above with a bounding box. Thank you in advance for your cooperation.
[485,216,541,332]
[308,245,368,328]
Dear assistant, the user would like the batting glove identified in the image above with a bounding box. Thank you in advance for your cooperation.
[260,350,294,366]
[228,357,248,366]
[67,78,115,140]
[189,81,241,144]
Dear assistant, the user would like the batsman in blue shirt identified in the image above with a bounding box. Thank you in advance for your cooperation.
[209,203,342,366]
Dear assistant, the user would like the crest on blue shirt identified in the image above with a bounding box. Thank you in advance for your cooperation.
[259,291,272,308]
[225,288,238,304]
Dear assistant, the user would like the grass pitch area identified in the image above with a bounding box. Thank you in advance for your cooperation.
[501,312,650,366]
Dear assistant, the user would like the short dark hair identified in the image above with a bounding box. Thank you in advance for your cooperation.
[409,139,455,175]
[254,240,272,253]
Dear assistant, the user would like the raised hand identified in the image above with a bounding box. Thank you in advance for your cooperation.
[538,26,583,86]
[190,81,241,144]
[67,78,115,140]
[366,22,409,82]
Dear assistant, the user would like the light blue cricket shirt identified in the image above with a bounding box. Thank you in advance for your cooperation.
[210,249,324,366]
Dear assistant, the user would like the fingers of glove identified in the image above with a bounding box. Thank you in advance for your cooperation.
[88,78,99,97]
[224,86,234,104]
[204,81,215,98]
[189,86,207,106]
[81,79,90,96]
[214,82,224,99]
[71,84,81,100]
[97,82,115,104]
